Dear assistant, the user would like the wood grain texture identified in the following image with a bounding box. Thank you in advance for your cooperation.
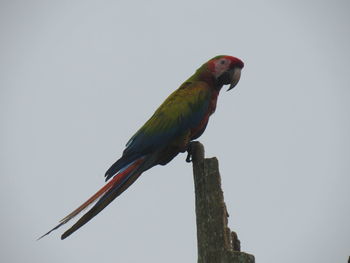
[190,141,255,263]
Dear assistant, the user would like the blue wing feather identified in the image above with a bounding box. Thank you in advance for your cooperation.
[105,81,211,179]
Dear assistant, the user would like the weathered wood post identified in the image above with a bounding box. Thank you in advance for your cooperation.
[190,141,255,263]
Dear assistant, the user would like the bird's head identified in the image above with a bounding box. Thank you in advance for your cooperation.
[206,55,244,91]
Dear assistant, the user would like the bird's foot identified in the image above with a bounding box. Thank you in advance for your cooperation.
[186,143,193,163]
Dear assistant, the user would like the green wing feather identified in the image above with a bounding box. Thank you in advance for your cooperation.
[123,81,212,156]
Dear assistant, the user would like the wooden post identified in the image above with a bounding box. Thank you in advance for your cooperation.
[190,141,255,263]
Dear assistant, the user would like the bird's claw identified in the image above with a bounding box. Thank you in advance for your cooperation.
[186,153,192,163]
[186,144,193,163]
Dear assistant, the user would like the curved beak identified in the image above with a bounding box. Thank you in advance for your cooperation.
[227,68,242,91]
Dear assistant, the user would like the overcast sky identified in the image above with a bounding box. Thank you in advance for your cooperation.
[1,1,349,263]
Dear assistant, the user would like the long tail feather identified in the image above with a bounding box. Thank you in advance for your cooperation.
[105,153,142,181]
[61,170,143,239]
[38,157,144,240]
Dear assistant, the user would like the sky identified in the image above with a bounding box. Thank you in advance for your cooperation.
[1,1,349,263]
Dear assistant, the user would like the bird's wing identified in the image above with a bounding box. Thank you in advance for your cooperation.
[105,81,212,179]
[125,81,211,155]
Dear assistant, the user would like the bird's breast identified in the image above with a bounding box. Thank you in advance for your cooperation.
[209,90,219,114]
[190,90,219,139]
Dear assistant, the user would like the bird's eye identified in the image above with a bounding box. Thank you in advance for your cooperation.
[220,60,226,65]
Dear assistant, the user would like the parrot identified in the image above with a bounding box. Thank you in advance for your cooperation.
[39,55,244,240]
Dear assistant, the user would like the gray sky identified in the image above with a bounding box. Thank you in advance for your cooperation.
[1,1,349,262]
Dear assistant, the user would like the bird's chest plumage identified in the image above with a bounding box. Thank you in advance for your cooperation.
[209,90,219,114]
[190,90,219,139]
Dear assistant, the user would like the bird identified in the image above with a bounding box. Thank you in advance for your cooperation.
[39,55,244,240]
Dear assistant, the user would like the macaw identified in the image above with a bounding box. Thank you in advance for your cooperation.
[40,55,244,240]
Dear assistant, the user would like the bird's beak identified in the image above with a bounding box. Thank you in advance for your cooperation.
[227,68,242,91]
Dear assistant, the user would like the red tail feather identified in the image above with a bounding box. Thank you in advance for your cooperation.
[38,158,144,239]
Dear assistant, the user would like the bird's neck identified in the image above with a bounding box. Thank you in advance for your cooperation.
[188,67,224,91]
